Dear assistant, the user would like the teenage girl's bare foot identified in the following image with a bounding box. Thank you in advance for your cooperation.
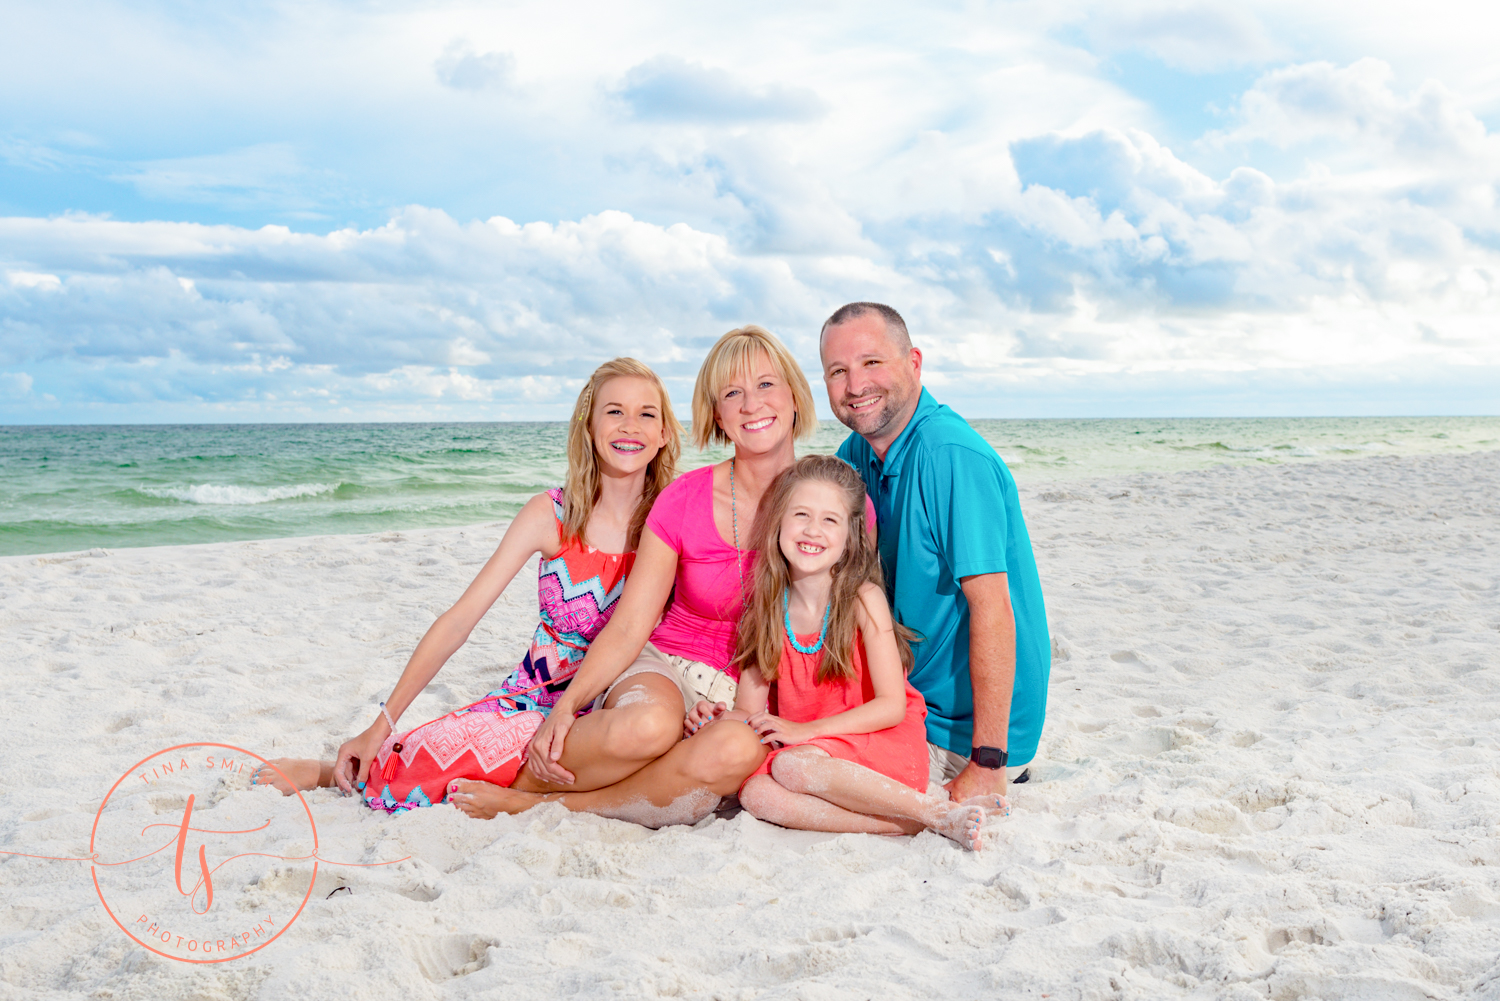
[251,758,331,795]
[931,803,986,851]
[960,793,1010,817]
[448,779,550,819]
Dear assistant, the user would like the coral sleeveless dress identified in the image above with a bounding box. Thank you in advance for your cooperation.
[744,629,929,793]
[366,488,634,813]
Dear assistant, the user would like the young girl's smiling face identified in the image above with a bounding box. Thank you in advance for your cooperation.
[591,375,667,476]
[778,479,852,579]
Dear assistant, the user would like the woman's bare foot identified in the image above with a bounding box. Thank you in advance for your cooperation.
[251,758,332,795]
[448,779,554,819]
[930,803,986,851]
[960,793,1010,817]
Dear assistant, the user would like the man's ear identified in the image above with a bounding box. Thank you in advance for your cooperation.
[910,347,923,380]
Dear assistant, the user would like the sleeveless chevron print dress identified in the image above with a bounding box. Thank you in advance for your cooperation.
[365,488,634,813]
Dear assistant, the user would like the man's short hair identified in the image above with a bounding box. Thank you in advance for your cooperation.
[820,302,912,352]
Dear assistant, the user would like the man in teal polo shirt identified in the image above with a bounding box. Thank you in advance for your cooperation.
[820,302,1049,800]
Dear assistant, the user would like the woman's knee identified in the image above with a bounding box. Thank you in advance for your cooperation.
[685,720,767,790]
[600,701,681,759]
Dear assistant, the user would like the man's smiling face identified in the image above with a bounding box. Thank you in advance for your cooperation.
[820,312,922,450]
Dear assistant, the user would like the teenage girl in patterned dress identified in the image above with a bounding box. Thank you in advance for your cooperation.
[687,455,1007,850]
[253,358,683,810]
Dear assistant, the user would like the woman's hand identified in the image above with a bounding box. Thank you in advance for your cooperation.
[332,719,390,795]
[525,709,578,786]
[685,700,728,736]
[747,710,811,749]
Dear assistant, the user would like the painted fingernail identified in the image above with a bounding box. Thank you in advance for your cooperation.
[356,782,365,791]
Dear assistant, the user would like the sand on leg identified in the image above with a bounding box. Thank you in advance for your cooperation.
[770,747,990,851]
[451,715,766,825]
[738,774,923,835]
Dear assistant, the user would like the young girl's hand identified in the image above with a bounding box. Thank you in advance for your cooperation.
[747,710,811,748]
[684,700,728,736]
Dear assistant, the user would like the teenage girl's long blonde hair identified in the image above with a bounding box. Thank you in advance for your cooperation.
[562,358,683,550]
[731,454,915,685]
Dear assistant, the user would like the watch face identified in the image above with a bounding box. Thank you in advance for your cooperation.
[971,746,1007,769]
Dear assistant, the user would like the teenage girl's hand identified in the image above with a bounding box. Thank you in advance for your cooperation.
[526,710,578,786]
[746,710,810,749]
[685,700,728,736]
[332,719,390,795]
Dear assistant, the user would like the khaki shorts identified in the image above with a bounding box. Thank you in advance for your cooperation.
[927,742,1033,797]
[596,641,739,714]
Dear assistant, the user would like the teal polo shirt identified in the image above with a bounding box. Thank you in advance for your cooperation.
[837,388,1050,764]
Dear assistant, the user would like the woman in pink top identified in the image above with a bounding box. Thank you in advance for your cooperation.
[451,325,818,825]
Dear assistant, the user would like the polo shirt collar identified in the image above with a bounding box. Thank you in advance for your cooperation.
[875,388,938,478]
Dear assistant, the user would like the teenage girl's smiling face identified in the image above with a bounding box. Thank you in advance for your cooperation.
[715,351,797,456]
[778,480,852,579]
[591,375,667,476]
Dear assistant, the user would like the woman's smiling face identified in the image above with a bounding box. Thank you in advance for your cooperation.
[714,351,797,457]
[591,375,666,475]
[778,479,851,579]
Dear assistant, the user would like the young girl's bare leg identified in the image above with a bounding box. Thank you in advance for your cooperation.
[739,775,923,836]
[252,759,334,793]
[451,716,766,825]
[769,747,990,851]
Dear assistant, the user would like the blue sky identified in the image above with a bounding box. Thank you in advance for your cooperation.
[2,0,1497,422]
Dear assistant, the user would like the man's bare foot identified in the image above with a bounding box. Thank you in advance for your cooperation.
[251,758,332,795]
[960,794,1010,817]
[931,803,986,851]
[448,779,554,819]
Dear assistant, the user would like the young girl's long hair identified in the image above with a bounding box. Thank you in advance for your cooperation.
[732,454,915,685]
[562,358,683,550]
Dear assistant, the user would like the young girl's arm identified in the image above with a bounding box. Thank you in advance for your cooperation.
[749,583,907,745]
[331,490,560,793]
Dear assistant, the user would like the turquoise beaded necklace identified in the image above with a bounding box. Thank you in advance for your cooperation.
[783,588,833,654]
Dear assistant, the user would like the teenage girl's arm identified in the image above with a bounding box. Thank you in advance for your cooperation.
[331,491,561,794]
[523,529,680,784]
[748,582,908,747]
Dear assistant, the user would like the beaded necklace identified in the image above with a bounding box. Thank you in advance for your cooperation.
[783,587,833,654]
[729,459,745,604]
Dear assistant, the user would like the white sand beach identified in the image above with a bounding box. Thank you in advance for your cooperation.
[3,450,1498,1001]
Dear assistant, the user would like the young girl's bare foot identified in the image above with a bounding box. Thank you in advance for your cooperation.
[960,794,1010,817]
[251,758,331,795]
[931,803,986,851]
[448,779,552,819]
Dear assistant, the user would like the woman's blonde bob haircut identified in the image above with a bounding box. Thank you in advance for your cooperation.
[691,325,819,449]
[563,357,683,550]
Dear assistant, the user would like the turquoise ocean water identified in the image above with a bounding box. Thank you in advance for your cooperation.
[2,416,1497,558]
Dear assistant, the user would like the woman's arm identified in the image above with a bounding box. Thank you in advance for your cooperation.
[524,529,680,783]
[749,583,907,745]
[331,491,560,792]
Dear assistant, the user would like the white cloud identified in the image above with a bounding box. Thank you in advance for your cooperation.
[433,40,516,92]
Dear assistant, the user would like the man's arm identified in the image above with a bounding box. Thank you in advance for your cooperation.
[947,571,1015,801]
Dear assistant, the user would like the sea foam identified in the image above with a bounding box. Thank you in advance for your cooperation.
[139,482,339,505]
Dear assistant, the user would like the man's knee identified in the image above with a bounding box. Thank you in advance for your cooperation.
[685,720,767,790]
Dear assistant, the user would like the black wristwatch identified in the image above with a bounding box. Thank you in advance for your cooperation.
[970,745,1007,770]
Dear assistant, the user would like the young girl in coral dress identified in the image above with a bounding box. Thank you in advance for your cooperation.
[686,454,1007,850]
[254,357,682,811]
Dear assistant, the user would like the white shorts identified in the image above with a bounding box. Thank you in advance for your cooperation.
[927,742,1033,797]
[596,641,739,714]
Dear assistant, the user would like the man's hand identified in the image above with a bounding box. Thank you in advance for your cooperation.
[945,761,1008,802]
